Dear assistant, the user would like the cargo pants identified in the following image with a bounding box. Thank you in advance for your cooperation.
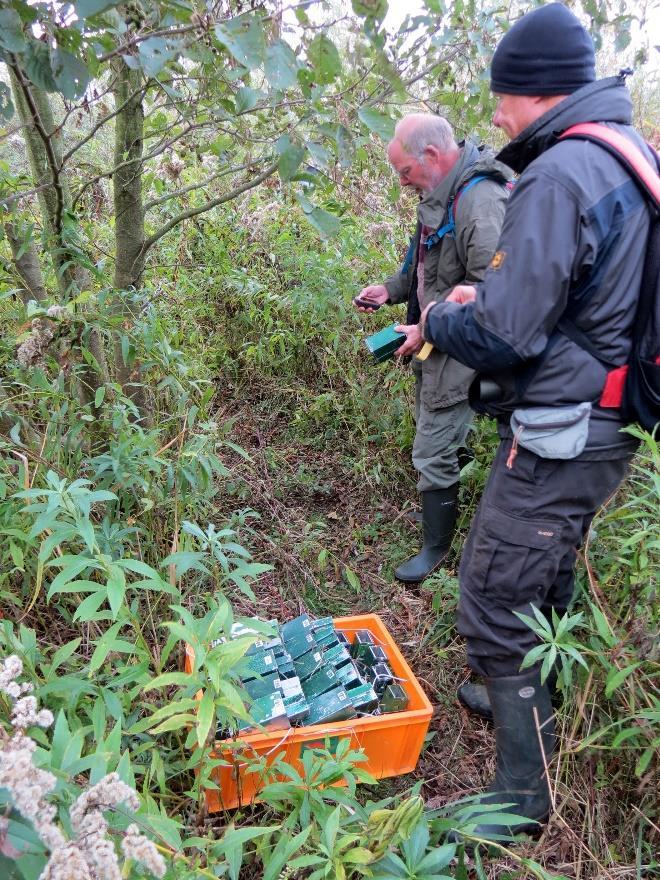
[457,439,631,678]
[412,365,473,492]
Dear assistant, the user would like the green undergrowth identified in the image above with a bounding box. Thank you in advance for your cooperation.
[0,196,658,878]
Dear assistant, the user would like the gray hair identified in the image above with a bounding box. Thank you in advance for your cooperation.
[392,113,456,158]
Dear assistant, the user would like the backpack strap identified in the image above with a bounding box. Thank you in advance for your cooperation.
[424,174,506,251]
[560,124,660,209]
[557,123,660,408]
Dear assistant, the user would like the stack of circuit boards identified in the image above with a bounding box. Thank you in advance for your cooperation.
[220,614,409,737]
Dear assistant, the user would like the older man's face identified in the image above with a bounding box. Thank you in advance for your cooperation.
[388,139,441,196]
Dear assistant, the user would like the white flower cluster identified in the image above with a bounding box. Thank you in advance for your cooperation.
[0,655,166,880]
[122,824,167,878]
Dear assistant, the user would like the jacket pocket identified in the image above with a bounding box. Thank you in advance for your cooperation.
[463,505,564,607]
[420,351,476,409]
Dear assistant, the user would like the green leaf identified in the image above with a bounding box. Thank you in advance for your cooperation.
[263,826,312,880]
[605,663,641,699]
[23,40,57,91]
[88,621,124,675]
[150,713,197,734]
[75,0,119,15]
[215,14,266,70]
[115,558,160,578]
[196,689,215,747]
[635,746,654,777]
[540,644,557,683]
[307,34,341,84]
[358,107,395,141]
[352,0,389,19]
[51,48,90,99]
[336,125,354,168]
[279,144,306,181]
[73,590,107,622]
[106,565,126,619]
[235,86,259,114]
[47,558,99,597]
[46,638,81,679]
[345,566,360,592]
[0,9,26,52]
[417,843,456,871]
[138,36,173,77]
[217,679,246,716]
[323,805,341,852]
[144,672,196,691]
[161,550,209,578]
[265,40,298,90]
[295,193,340,238]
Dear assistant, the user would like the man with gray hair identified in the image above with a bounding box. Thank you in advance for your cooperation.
[356,113,513,582]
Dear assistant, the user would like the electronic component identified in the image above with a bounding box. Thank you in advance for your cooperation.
[305,686,356,725]
[380,683,409,714]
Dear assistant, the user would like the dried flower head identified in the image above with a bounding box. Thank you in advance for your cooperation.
[1,654,168,879]
[11,695,54,730]
[70,773,139,832]
[122,824,166,878]
[40,844,92,880]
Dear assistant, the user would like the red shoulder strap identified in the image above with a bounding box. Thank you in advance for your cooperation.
[560,123,660,208]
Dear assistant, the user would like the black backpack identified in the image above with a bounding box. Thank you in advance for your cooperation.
[558,123,660,433]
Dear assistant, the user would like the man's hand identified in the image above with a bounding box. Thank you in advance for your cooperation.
[394,323,424,356]
[354,284,389,313]
[446,284,477,305]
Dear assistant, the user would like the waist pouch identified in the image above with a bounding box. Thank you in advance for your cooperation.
[510,403,592,460]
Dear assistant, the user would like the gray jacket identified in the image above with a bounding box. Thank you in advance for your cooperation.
[424,76,653,456]
[384,142,512,409]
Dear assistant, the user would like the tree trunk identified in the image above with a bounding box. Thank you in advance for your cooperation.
[111,60,151,423]
[3,221,48,304]
[7,65,74,299]
[112,60,146,290]
[7,64,108,417]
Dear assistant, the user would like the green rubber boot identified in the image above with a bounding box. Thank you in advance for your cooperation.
[394,485,458,583]
[457,681,494,721]
[452,669,555,842]
[458,668,559,724]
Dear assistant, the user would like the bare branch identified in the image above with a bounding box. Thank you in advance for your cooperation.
[7,57,65,242]
[142,162,255,211]
[61,81,147,166]
[139,160,278,260]
[1,183,56,207]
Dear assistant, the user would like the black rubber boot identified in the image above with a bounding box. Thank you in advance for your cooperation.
[458,666,560,723]
[395,485,458,583]
[457,681,494,721]
[452,669,555,842]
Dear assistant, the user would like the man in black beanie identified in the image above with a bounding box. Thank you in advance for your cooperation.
[414,2,657,841]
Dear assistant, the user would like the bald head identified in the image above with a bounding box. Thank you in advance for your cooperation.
[392,113,457,157]
[387,113,460,195]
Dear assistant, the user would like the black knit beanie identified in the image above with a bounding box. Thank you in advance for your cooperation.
[490,3,596,96]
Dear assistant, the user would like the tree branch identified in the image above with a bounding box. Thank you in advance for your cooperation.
[139,160,278,261]
[8,57,65,243]
[142,163,254,211]
[60,81,147,166]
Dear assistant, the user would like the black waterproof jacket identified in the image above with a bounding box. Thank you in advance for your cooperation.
[423,76,654,457]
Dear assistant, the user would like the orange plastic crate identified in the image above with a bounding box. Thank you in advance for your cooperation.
[186,613,433,811]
